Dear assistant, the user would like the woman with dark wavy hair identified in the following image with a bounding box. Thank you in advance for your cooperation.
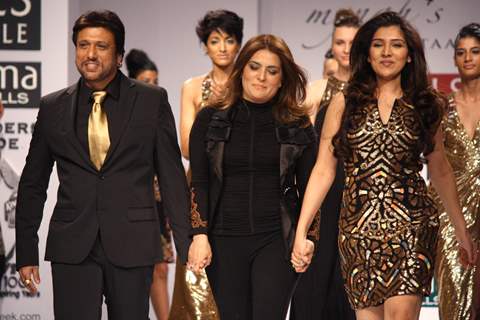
[187,34,319,319]
[291,11,476,320]
[430,23,480,320]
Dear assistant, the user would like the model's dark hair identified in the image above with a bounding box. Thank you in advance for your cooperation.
[125,49,157,79]
[454,23,480,48]
[334,8,361,29]
[196,9,244,45]
[72,10,125,56]
[215,34,309,125]
[333,11,445,163]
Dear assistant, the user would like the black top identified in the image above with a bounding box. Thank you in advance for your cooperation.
[76,72,121,153]
[191,99,282,235]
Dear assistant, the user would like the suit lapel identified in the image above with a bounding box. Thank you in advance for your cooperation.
[102,74,137,169]
[63,82,98,173]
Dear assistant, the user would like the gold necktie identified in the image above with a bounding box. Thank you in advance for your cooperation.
[88,91,109,170]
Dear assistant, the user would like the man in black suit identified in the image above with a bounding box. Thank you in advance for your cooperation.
[15,10,191,319]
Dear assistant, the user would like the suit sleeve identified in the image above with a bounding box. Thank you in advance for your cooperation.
[16,101,54,269]
[188,108,212,235]
[153,88,191,264]
[295,126,321,242]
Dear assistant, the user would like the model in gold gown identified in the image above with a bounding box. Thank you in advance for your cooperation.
[429,23,480,320]
[430,97,480,319]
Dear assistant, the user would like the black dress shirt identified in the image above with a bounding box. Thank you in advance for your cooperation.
[75,73,121,153]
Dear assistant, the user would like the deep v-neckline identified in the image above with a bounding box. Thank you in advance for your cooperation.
[376,98,398,126]
[454,108,480,142]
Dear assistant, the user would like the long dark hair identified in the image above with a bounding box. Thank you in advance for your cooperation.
[333,11,445,162]
[216,34,309,125]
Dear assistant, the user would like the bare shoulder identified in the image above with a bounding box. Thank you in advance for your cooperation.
[305,79,328,109]
[309,79,328,94]
[329,91,346,113]
[182,74,207,92]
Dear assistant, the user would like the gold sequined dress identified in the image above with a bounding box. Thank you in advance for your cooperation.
[339,98,439,309]
[169,74,219,320]
[430,96,480,320]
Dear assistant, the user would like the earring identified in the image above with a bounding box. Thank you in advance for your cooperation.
[407,57,411,63]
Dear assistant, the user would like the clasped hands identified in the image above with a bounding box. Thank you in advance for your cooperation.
[187,234,212,273]
[291,237,315,273]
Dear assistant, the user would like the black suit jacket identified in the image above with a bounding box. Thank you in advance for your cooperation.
[16,73,191,269]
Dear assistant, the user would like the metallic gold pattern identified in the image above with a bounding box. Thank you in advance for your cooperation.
[307,210,321,241]
[200,74,213,108]
[190,188,207,229]
[319,76,346,110]
[169,263,219,319]
[339,99,439,309]
[430,96,480,320]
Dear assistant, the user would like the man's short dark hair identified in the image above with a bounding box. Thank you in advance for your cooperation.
[72,10,125,56]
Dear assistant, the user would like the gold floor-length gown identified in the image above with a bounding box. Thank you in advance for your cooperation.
[339,98,439,309]
[169,74,219,320]
[430,96,480,320]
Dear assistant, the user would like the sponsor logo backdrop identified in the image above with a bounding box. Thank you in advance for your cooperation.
[0,0,68,319]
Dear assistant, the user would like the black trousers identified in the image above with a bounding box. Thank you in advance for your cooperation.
[207,231,297,320]
[51,235,153,320]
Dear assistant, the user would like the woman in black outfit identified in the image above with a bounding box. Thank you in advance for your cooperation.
[187,34,320,319]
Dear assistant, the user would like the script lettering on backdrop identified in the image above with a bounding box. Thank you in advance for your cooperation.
[0,0,40,50]
[303,0,448,50]
[302,0,457,94]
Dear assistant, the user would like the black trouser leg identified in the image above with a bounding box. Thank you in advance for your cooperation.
[207,232,296,320]
[207,235,251,320]
[51,236,153,320]
[251,232,297,320]
[51,256,103,319]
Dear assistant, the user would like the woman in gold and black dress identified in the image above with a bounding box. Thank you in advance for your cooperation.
[291,8,360,320]
[170,10,243,319]
[430,23,480,320]
[292,12,476,320]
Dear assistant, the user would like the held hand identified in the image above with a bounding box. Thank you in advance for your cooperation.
[209,82,226,104]
[291,237,314,273]
[456,228,477,267]
[18,266,40,293]
[187,234,212,273]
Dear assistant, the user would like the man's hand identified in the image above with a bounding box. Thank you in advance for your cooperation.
[187,234,212,273]
[18,266,40,293]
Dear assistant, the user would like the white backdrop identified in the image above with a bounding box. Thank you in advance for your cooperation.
[1,0,479,319]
